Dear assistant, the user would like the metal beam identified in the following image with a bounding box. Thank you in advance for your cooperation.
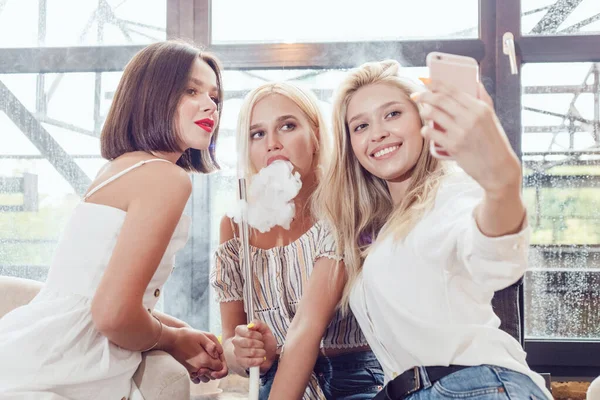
[524,84,596,94]
[519,35,600,63]
[530,0,583,34]
[0,46,144,74]
[523,173,600,188]
[207,39,485,69]
[0,80,91,195]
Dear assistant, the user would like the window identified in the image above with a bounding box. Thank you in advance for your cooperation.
[211,0,478,44]
[0,0,166,48]
[3,0,600,375]
[522,62,600,340]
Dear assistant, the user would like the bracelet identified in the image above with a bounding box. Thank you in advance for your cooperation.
[141,314,163,352]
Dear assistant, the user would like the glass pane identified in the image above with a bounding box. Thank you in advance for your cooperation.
[208,67,426,333]
[0,71,121,277]
[0,0,166,48]
[211,0,478,44]
[521,62,600,340]
[522,0,600,36]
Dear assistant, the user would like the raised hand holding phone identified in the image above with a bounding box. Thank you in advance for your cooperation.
[413,57,521,197]
[423,52,480,159]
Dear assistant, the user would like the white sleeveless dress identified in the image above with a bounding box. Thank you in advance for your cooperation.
[0,159,191,400]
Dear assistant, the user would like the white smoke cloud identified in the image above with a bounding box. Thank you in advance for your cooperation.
[228,160,302,233]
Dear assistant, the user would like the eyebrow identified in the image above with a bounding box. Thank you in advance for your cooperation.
[249,115,298,131]
[189,77,218,93]
[347,101,405,125]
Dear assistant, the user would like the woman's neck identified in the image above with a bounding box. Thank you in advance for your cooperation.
[293,172,317,220]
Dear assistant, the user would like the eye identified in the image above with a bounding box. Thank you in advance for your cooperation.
[211,96,220,105]
[353,123,368,133]
[281,122,296,131]
[386,110,402,118]
[186,88,197,95]
[250,131,264,140]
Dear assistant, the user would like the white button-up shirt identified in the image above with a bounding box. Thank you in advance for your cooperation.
[349,169,552,399]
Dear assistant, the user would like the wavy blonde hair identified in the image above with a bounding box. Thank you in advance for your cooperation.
[313,60,446,313]
[236,81,331,179]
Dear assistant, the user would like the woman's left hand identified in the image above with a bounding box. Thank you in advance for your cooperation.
[413,80,522,197]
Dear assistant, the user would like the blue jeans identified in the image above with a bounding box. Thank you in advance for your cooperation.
[260,350,384,400]
[391,365,549,400]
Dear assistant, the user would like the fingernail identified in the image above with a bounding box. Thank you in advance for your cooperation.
[410,92,420,101]
[247,322,255,329]
[418,77,431,85]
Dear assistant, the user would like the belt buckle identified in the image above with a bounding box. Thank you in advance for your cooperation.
[405,366,421,396]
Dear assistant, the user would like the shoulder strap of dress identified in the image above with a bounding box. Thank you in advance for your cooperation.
[83,158,172,201]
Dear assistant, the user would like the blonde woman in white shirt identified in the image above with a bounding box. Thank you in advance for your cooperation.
[313,60,553,400]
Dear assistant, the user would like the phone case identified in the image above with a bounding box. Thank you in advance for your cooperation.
[425,52,479,160]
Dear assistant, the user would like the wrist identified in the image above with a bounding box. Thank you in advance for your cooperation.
[259,356,276,375]
[156,325,178,353]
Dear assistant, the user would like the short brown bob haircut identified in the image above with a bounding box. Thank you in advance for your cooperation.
[100,40,223,173]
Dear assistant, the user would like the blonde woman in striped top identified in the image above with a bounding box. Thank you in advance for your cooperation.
[211,82,383,399]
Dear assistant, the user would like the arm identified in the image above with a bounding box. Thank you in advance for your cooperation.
[90,164,191,351]
[268,257,346,400]
[415,81,526,237]
[90,164,224,375]
[153,310,190,329]
[215,215,252,377]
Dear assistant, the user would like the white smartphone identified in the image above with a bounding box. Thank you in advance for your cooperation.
[425,52,480,159]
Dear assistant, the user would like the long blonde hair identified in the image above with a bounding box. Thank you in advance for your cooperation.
[236,82,331,179]
[313,60,446,313]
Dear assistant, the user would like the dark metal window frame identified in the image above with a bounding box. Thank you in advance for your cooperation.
[1,0,600,372]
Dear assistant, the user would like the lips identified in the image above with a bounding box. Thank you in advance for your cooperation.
[195,118,214,133]
[267,155,290,166]
[370,143,403,160]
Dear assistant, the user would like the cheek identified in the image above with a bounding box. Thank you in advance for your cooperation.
[249,143,264,169]
[349,135,368,162]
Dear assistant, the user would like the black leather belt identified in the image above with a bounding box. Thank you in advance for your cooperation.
[374,365,469,400]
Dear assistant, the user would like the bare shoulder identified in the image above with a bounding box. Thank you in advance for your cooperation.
[219,215,236,244]
[139,161,192,196]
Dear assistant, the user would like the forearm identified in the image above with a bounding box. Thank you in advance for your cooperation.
[153,310,190,329]
[268,327,321,400]
[476,177,526,238]
[97,305,178,353]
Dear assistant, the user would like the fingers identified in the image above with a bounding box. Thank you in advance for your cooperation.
[420,125,452,155]
[418,106,462,135]
[203,332,224,355]
[235,323,265,341]
[247,320,272,336]
[232,336,266,360]
[192,331,222,358]
[186,349,224,372]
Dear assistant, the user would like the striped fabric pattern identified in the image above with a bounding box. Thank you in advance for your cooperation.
[210,222,369,399]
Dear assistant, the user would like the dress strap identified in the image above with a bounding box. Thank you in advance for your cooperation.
[83,158,172,201]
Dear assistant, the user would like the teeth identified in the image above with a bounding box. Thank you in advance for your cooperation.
[374,145,399,158]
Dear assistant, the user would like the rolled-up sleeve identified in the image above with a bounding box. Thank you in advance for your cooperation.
[449,176,530,291]
[210,240,245,302]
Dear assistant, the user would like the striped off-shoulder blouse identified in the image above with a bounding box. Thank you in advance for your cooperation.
[210,221,368,398]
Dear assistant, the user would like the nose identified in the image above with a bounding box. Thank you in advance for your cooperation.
[369,121,390,142]
[266,132,282,152]
[199,92,218,115]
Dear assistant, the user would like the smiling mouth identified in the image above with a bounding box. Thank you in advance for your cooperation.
[372,144,402,159]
